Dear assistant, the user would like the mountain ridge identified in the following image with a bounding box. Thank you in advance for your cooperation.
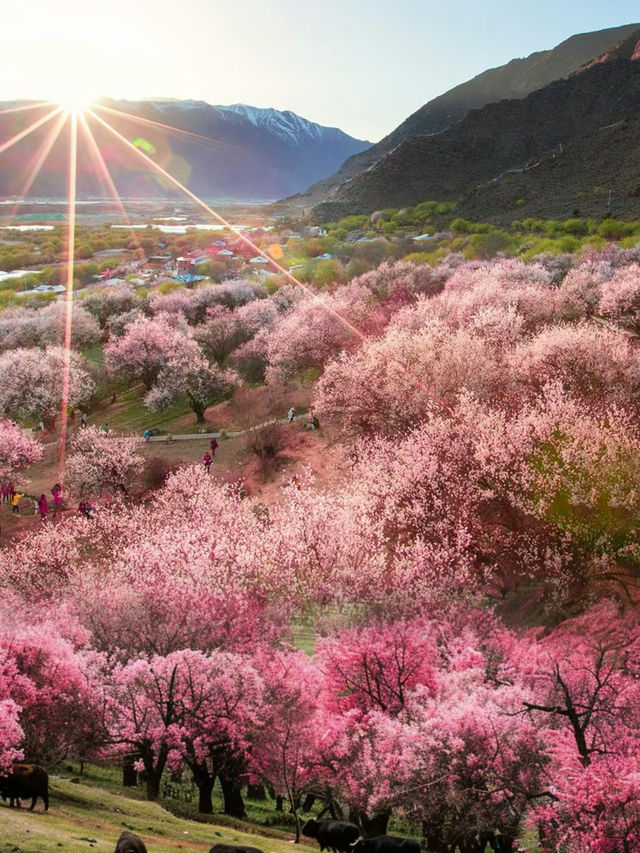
[0,100,371,202]
[311,56,640,221]
[287,22,640,209]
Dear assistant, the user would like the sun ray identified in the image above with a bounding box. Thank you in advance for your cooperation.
[0,101,57,117]
[88,109,338,291]
[88,108,454,417]
[5,110,68,222]
[0,106,63,158]
[93,102,246,158]
[79,112,145,254]
[58,111,78,480]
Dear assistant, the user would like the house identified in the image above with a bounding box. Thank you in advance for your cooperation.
[173,273,206,285]
[253,268,277,282]
[413,233,433,242]
[96,267,122,280]
[304,226,328,238]
[228,240,255,260]
[248,256,269,265]
[315,252,335,261]
[176,250,207,274]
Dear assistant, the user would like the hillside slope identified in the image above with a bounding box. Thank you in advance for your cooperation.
[311,57,640,219]
[0,770,309,853]
[286,23,639,208]
[456,114,640,224]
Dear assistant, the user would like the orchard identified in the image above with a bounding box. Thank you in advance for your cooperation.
[2,244,640,852]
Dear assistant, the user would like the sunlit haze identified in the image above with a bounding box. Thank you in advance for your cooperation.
[2,0,639,140]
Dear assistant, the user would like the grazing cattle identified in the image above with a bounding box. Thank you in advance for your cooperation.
[302,819,361,853]
[0,763,49,811]
[209,845,265,853]
[350,836,421,853]
[114,831,148,853]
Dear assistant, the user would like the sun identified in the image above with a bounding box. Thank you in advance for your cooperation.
[56,89,96,116]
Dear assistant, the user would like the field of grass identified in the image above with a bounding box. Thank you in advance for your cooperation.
[0,764,316,853]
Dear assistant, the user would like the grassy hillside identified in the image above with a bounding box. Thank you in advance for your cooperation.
[0,767,315,853]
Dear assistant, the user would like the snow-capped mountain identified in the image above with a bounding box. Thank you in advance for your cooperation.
[215,104,329,146]
[0,99,371,202]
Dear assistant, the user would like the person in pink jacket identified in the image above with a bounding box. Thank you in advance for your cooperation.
[37,493,48,521]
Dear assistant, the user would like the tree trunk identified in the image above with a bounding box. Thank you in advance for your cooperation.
[219,770,246,818]
[196,774,216,814]
[122,755,137,788]
[247,783,267,800]
[141,746,166,801]
[191,399,206,423]
[145,770,162,801]
[421,820,448,853]
[493,833,515,853]
[359,809,391,837]
[302,793,315,812]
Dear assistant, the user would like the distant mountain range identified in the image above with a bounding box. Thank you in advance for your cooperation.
[0,100,371,202]
[280,23,640,222]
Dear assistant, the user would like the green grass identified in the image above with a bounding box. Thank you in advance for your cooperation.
[0,765,317,853]
[290,623,316,656]
[81,343,104,368]
[90,383,197,435]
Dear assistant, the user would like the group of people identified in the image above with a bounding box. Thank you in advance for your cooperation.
[2,483,22,516]
[1,482,64,520]
[35,483,65,521]
[288,406,320,430]
[203,437,218,473]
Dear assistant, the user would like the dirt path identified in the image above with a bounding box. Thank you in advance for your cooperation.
[1,418,347,544]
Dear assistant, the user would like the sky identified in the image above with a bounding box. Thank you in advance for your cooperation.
[1,0,639,141]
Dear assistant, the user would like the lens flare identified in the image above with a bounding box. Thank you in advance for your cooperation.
[57,92,94,116]
[132,137,156,155]
[58,111,78,480]
[0,93,453,474]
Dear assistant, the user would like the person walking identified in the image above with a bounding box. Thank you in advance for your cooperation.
[1,483,9,504]
[210,436,218,457]
[203,452,212,473]
[287,406,296,423]
[52,484,63,515]
[37,493,48,521]
[81,412,88,428]
[10,491,22,516]
[102,422,110,433]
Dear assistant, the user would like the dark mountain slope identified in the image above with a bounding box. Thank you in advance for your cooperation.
[311,58,640,219]
[288,23,639,207]
[457,114,640,224]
